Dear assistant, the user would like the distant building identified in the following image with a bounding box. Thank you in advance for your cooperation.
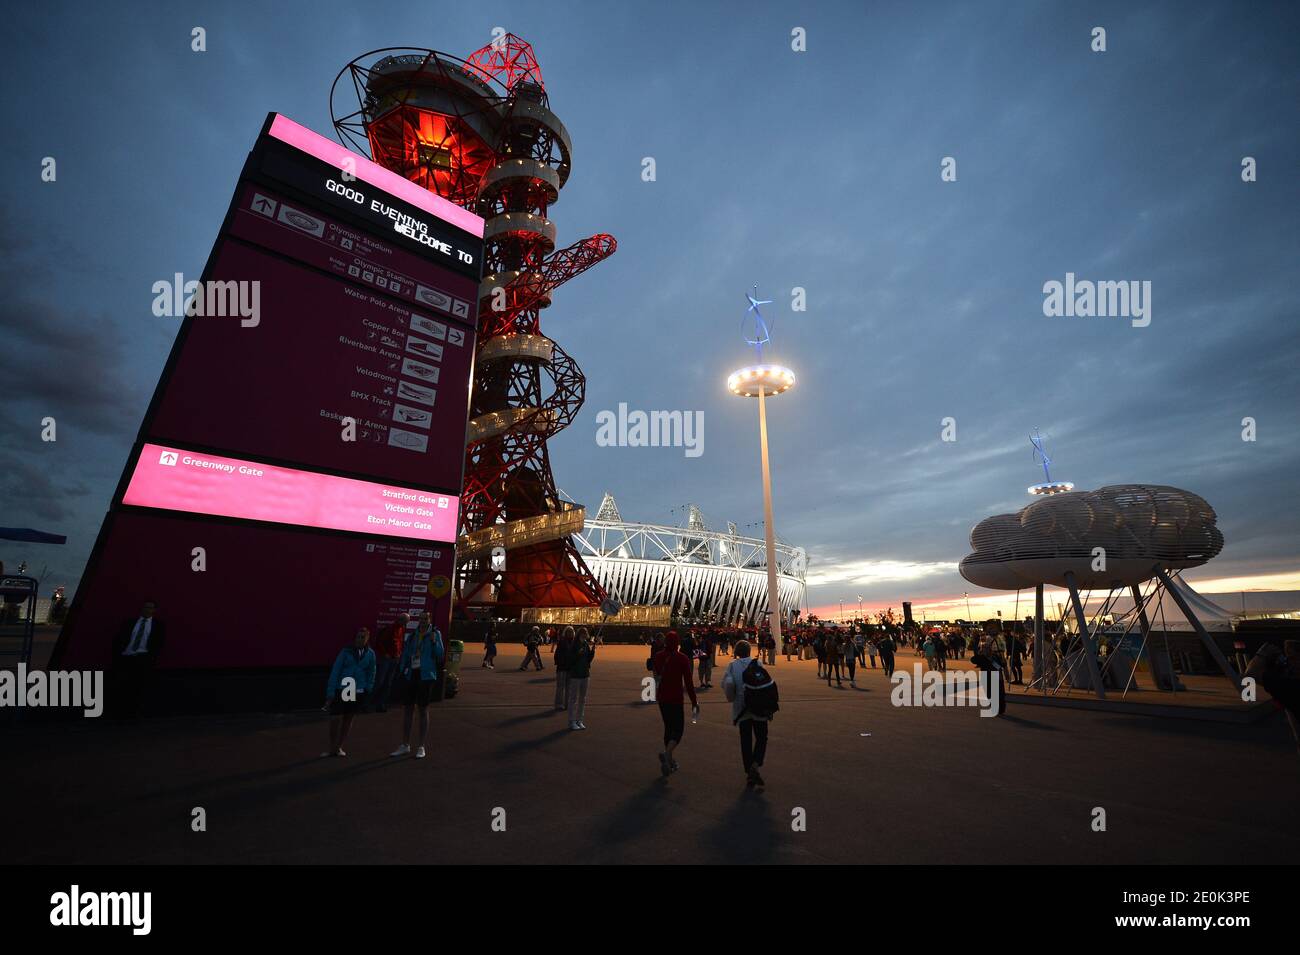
[573,495,807,625]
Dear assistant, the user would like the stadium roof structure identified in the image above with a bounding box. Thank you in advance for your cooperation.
[572,497,807,625]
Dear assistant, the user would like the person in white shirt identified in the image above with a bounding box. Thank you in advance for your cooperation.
[721,639,771,788]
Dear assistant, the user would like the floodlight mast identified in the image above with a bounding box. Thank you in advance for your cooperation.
[727,288,796,657]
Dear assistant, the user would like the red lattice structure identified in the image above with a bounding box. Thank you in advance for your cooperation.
[332,36,615,612]
[464,34,545,93]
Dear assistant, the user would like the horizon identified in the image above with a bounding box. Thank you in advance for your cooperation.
[2,0,1298,620]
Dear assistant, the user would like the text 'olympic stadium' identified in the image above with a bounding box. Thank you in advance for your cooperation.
[567,494,808,626]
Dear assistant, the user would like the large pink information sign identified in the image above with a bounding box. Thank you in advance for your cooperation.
[53,113,482,673]
[124,445,460,542]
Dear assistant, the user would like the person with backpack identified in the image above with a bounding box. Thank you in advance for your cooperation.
[652,631,699,777]
[520,626,544,671]
[722,639,779,788]
[922,634,938,671]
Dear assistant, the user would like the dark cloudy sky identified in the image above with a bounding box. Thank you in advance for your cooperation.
[2,0,1297,615]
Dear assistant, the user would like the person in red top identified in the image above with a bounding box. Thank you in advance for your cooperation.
[653,631,699,777]
[372,612,408,712]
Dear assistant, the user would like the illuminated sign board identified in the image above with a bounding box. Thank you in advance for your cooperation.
[125,444,460,542]
[53,114,482,672]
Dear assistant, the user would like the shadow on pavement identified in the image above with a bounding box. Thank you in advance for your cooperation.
[999,714,1062,731]
[704,788,780,863]
[594,778,674,848]
[495,726,570,757]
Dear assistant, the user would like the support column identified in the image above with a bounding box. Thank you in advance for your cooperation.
[1034,582,1045,693]
[757,384,782,662]
[1156,569,1241,687]
[1064,571,1106,699]
[1129,584,1163,691]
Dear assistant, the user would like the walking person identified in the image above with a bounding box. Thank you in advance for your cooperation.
[652,631,699,777]
[878,631,896,677]
[372,613,407,712]
[825,632,843,687]
[680,629,697,683]
[722,639,778,788]
[519,626,544,671]
[567,628,596,730]
[554,625,575,711]
[697,633,715,688]
[843,633,858,687]
[323,627,375,757]
[391,612,444,758]
[1008,631,1026,684]
[970,637,1007,717]
[483,619,499,668]
[482,617,498,669]
[866,636,878,670]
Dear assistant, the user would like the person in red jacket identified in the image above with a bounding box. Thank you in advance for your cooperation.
[371,612,408,712]
[653,631,699,777]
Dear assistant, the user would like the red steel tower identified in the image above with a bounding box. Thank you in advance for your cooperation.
[332,35,614,612]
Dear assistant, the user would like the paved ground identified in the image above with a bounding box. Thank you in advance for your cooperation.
[3,643,1298,864]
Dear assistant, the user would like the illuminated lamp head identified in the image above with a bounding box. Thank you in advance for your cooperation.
[727,364,796,398]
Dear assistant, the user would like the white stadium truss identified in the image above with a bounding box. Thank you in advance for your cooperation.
[571,495,808,624]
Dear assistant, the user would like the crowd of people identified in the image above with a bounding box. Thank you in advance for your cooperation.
[320,611,1300,780]
[466,622,786,787]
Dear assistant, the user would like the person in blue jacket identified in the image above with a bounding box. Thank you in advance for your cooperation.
[323,627,376,758]
[390,611,444,759]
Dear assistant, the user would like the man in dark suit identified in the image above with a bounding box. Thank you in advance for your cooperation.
[111,599,166,718]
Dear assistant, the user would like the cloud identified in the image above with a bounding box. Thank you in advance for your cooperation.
[0,451,91,524]
[806,558,958,589]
